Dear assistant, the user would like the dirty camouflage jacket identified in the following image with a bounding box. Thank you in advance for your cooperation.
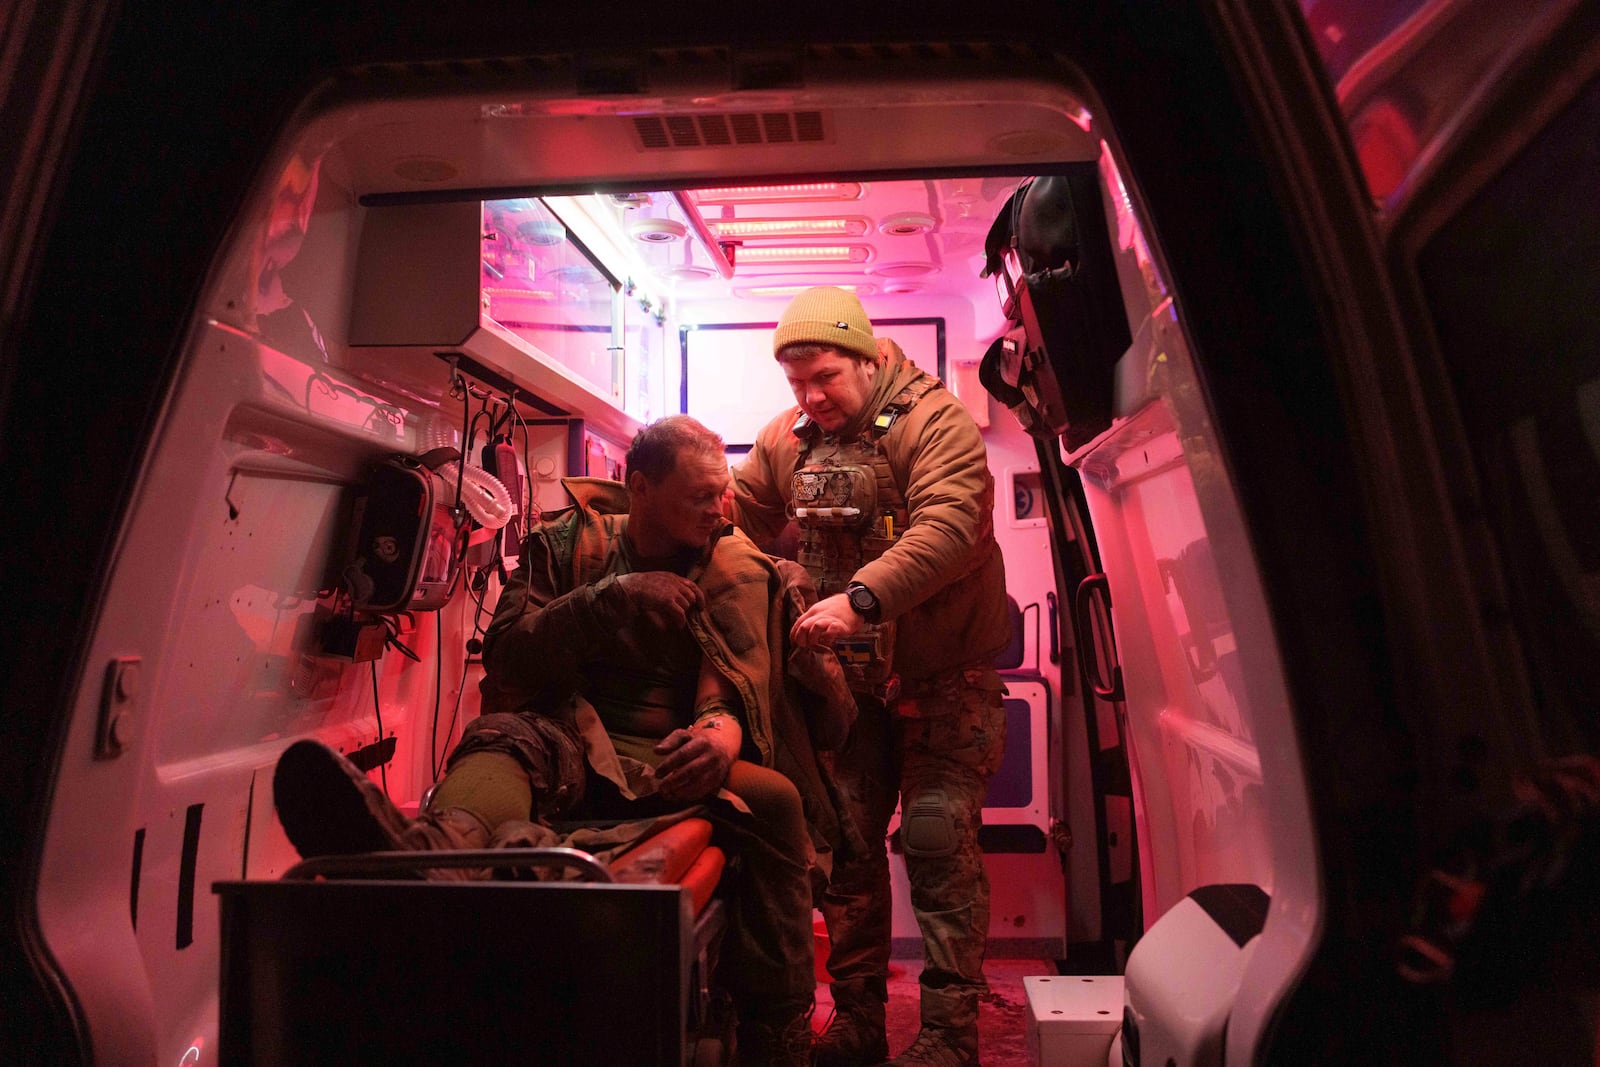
[480,476,863,871]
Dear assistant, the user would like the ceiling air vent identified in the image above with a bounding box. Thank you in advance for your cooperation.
[632,111,827,150]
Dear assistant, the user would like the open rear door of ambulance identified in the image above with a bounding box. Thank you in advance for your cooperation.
[1080,2,1600,1063]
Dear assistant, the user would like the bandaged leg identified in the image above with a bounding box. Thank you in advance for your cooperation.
[444,710,587,820]
[426,751,532,830]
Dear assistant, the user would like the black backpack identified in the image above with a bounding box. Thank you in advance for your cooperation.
[979,168,1132,451]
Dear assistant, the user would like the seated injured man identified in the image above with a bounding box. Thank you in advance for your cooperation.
[272,414,834,1067]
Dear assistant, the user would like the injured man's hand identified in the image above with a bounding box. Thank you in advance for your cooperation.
[652,720,737,803]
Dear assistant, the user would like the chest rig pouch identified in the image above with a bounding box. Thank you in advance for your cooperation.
[788,376,941,701]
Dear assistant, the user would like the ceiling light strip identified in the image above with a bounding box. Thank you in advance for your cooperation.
[709,216,868,239]
[734,244,869,264]
[690,182,864,204]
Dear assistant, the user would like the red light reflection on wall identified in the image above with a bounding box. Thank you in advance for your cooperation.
[1351,96,1420,202]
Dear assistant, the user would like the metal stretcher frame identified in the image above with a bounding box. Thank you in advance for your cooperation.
[213,847,728,1066]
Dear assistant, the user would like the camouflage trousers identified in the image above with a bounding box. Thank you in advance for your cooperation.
[819,667,1006,1030]
[453,712,816,1013]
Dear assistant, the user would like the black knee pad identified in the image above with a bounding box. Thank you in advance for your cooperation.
[900,789,958,858]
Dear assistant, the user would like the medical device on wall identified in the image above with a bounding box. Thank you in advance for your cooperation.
[484,434,526,563]
[343,449,512,613]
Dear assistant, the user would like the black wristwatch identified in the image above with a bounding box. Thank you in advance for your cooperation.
[845,581,881,624]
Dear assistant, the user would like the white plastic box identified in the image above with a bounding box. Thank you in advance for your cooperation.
[1024,974,1124,1067]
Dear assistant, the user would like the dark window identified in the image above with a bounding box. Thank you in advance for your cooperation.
[1416,76,1600,742]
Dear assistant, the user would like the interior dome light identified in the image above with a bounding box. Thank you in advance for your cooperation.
[549,264,606,284]
[628,217,689,243]
[878,213,938,236]
[663,264,717,281]
[866,261,938,278]
[517,219,567,246]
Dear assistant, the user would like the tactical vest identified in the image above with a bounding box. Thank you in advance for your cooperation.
[788,375,942,699]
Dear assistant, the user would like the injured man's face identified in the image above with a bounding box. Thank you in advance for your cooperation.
[635,451,732,553]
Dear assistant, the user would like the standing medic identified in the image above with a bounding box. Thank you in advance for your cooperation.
[730,286,1011,1067]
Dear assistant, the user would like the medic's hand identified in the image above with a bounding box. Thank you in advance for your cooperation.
[789,593,865,649]
[617,571,704,628]
[652,726,733,802]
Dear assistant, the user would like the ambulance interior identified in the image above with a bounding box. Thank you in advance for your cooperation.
[21,6,1597,1066]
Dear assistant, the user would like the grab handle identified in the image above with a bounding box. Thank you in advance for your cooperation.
[1046,591,1060,664]
[282,847,615,882]
[1074,573,1124,702]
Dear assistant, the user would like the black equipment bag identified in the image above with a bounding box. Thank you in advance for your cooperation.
[980,167,1133,451]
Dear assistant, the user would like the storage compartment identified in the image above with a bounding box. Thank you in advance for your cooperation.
[1024,974,1123,1067]
[346,200,645,448]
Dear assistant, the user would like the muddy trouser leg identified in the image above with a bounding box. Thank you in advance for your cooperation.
[820,698,901,1004]
[898,670,1007,1036]
[717,760,818,1017]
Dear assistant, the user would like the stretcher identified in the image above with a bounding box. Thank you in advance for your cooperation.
[213,816,733,1066]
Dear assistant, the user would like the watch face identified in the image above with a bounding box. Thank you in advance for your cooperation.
[849,585,876,613]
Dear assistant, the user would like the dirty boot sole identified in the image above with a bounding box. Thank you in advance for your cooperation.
[273,740,409,859]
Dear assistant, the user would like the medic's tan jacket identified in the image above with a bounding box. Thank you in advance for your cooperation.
[731,340,1011,684]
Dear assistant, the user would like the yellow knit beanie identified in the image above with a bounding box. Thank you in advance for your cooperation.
[772,286,878,363]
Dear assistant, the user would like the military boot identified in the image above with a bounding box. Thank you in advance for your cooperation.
[273,739,492,879]
[884,983,980,1066]
[815,978,889,1067]
[882,1026,979,1066]
[736,999,816,1067]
